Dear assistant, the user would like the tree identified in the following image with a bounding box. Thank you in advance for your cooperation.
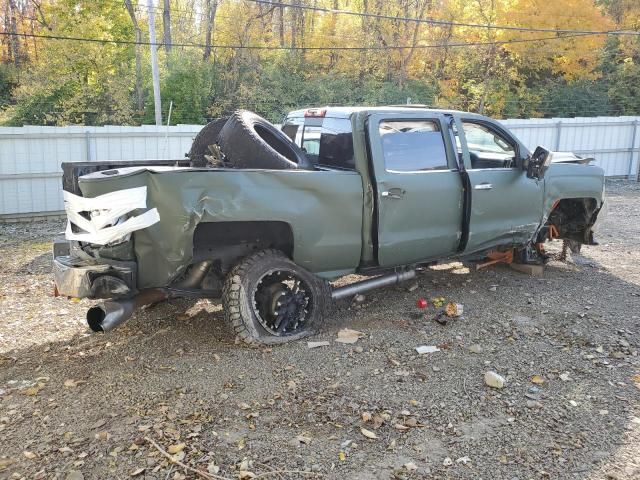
[2,0,135,125]
[203,0,218,60]
[163,0,172,63]
[124,0,144,113]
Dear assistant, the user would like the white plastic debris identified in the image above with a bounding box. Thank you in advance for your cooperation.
[484,371,506,389]
[415,345,440,355]
[335,328,365,344]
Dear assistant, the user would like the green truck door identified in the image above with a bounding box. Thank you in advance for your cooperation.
[456,117,543,253]
[367,113,463,267]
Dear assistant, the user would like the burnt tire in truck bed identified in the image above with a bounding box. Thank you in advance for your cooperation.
[222,249,329,345]
[188,117,229,167]
[217,110,312,170]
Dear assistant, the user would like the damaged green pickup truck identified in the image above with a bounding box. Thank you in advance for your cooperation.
[53,107,606,345]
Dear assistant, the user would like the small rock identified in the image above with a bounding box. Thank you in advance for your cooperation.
[526,400,542,409]
[443,457,453,466]
[484,371,506,389]
[595,346,604,353]
[610,351,626,359]
[559,372,571,382]
[619,339,630,348]
[353,294,366,304]
[599,410,609,415]
[404,462,418,471]
[468,344,483,354]
[354,346,364,353]
[407,283,419,292]
[66,472,84,480]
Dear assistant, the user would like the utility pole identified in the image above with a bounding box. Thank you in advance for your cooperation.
[147,0,162,126]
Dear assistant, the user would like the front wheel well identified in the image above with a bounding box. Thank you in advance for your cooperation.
[542,198,599,244]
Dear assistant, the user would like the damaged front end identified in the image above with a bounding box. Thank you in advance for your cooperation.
[538,197,603,247]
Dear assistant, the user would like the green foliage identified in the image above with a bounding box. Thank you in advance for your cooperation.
[143,51,216,125]
[2,0,136,125]
[0,64,18,108]
[205,58,437,123]
[1,0,639,125]
[537,80,612,117]
[608,60,640,115]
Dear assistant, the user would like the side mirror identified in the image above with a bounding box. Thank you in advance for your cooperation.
[526,146,552,180]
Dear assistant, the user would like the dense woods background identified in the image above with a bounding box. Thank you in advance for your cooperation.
[0,0,639,125]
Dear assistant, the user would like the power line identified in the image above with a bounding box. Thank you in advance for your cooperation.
[0,30,603,50]
[245,0,640,37]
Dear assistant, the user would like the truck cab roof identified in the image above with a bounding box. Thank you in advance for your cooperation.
[286,106,477,119]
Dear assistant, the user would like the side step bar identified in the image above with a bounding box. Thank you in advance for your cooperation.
[331,270,416,300]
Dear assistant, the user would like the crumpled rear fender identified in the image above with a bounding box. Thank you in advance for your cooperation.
[78,167,364,288]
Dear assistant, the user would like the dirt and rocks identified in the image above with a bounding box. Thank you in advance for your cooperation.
[0,180,639,480]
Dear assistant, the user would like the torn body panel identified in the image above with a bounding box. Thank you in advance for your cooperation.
[539,163,605,245]
[77,167,364,288]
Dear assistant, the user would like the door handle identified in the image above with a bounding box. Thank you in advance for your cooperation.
[381,189,404,199]
[474,183,493,190]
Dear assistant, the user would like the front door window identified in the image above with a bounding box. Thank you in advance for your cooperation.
[461,122,516,169]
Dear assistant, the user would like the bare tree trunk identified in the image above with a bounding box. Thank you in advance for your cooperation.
[277,5,285,47]
[8,0,20,66]
[475,0,497,114]
[124,0,144,112]
[163,0,172,64]
[359,0,368,82]
[3,1,10,62]
[290,0,297,49]
[203,0,218,60]
[399,0,428,87]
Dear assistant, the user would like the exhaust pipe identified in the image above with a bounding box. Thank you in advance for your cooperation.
[173,260,213,289]
[86,289,169,333]
[331,270,416,300]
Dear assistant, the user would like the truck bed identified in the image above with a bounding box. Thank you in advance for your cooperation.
[62,160,191,194]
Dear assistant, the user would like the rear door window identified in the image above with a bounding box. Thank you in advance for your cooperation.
[379,120,449,172]
[282,117,355,170]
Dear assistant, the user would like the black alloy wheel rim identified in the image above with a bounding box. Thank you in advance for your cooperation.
[252,269,312,336]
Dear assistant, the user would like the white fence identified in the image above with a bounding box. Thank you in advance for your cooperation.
[0,116,638,219]
[0,125,201,219]
[501,116,640,178]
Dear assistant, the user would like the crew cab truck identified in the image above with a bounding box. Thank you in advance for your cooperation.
[53,107,606,345]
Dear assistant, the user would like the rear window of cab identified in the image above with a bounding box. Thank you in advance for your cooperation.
[282,116,355,170]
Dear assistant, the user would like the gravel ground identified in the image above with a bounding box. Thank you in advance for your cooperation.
[0,180,639,480]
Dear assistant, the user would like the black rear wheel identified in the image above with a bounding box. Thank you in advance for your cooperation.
[222,250,329,345]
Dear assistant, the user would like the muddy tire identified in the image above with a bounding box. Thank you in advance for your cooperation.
[222,249,329,345]
[217,110,312,170]
[188,117,229,167]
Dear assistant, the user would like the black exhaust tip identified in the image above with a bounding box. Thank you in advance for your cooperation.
[87,306,107,332]
[86,290,169,334]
